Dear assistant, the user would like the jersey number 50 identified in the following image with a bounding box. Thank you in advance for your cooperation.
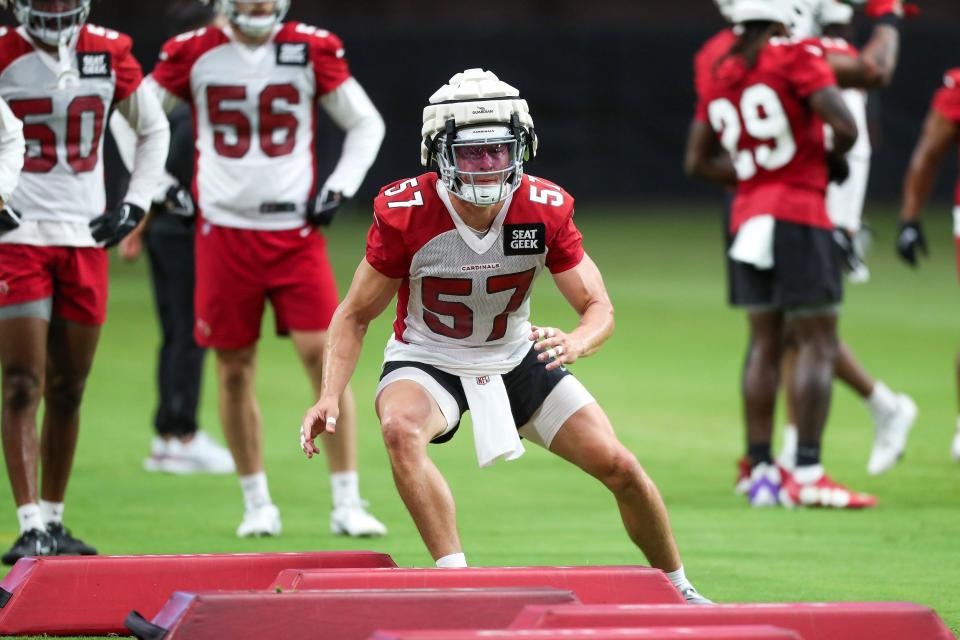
[708,83,797,181]
[9,96,105,174]
[207,84,300,159]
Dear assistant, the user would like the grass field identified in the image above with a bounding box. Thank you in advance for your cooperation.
[1,205,959,638]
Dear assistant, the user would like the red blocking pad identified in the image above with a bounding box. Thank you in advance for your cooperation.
[510,602,955,640]
[271,566,685,605]
[0,551,396,636]
[369,626,804,640]
[130,588,580,640]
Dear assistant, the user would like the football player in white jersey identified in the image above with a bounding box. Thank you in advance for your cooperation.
[145,0,386,538]
[0,0,170,564]
[0,96,24,233]
[300,69,710,604]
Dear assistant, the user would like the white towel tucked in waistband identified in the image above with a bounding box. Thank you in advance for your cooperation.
[729,214,775,269]
[460,373,525,468]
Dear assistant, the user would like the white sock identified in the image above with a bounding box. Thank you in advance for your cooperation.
[867,381,898,416]
[39,500,64,525]
[793,463,825,485]
[16,503,45,534]
[665,565,692,591]
[331,471,360,507]
[239,472,272,510]
[435,552,468,568]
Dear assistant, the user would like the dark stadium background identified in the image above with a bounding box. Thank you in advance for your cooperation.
[3,0,958,205]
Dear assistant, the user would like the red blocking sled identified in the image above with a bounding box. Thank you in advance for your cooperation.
[0,551,396,636]
[126,588,580,640]
[271,566,685,605]
[509,602,956,640]
[368,626,804,640]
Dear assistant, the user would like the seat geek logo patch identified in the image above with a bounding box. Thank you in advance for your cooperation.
[504,223,546,256]
[78,52,111,78]
[276,43,308,66]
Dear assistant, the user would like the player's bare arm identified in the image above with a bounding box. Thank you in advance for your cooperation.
[829,25,899,89]
[300,259,400,456]
[532,253,614,371]
[809,86,858,154]
[900,109,957,223]
[683,120,737,186]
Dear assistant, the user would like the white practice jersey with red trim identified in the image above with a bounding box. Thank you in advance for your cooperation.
[0,25,143,228]
[367,173,585,371]
[151,23,351,230]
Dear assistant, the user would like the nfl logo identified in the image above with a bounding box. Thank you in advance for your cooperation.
[476,376,489,386]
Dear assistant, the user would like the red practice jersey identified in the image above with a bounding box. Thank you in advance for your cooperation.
[151,23,351,230]
[932,68,960,207]
[0,24,143,225]
[367,173,584,369]
[695,36,837,232]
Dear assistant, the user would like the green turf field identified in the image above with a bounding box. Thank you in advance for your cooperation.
[1,205,959,638]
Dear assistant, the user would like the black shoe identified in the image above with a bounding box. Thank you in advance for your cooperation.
[46,522,97,556]
[1,529,56,566]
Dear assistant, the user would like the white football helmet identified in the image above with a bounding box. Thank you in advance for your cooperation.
[787,0,827,38]
[5,0,92,46]
[422,69,537,206]
[730,0,793,25]
[714,0,736,22]
[820,0,854,25]
[209,0,289,38]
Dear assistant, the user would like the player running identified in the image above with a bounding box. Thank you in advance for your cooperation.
[0,0,169,564]
[300,68,710,604]
[896,65,960,462]
[146,0,386,538]
[686,0,877,509]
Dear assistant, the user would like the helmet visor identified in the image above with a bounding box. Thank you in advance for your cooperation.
[19,0,89,45]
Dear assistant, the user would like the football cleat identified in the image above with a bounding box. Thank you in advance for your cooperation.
[747,462,781,508]
[236,503,282,538]
[2,528,56,566]
[778,469,877,509]
[680,586,714,605]
[144,432,236,475]
[734,457,751,496]
[330,500,387,537]
[867,394,917,475]
[46,522,97,556]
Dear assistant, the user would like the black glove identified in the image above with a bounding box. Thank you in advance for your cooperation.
[306,191,345,227]
[826,153,850,185]
[896,220,928,267]
[0,204,21,234]
[832,227,857,272]
[159,185,195,217]
[89,203,145,248]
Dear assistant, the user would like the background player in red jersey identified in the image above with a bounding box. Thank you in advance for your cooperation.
[685,0,878,509]
[146,0,387,538]
[300,68,710,604]
[896,67,960,462]
[0,0,170,563]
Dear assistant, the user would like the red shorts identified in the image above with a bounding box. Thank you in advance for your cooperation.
[194,223,340,350]
[0,244,108,325]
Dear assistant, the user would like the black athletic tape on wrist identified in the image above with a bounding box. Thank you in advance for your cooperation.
[875,13,901,28]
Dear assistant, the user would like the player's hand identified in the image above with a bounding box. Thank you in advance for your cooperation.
[826,153,850,184]
[118,231,143,262]
[300,396,340,459]
[530,325,580,371]
[160,185,195,217]
[0,204,21,234]
[89,203,145,248]
[307,190,345,227]
[896,221,928,267]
